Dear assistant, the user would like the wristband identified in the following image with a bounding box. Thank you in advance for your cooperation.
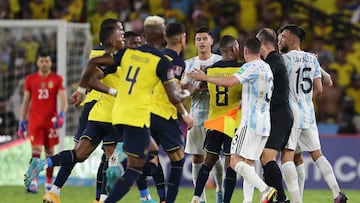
[77,86,86,95]
[181,111,189,118]
[59,111,65,117]
[108,88,117,96]
[179,89,190,97]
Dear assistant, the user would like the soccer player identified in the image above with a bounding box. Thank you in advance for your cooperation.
[256,28,293,203]
[124,31,143,48]
[190,35,242,203]
[188,37,277,203]
[278,24,348,203]
[147,22,194,203]
[122,30,160,203]
[30,18,123,203]
[18,52,68,194]
[24,22,125,202]
[71,16,190,203]
[181,27,224,203]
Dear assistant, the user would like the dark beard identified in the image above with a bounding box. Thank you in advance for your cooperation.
[280,45,289,54]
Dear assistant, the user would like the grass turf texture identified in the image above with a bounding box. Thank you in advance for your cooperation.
[1,186,359,202]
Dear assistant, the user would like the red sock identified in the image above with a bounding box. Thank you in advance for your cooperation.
[46,167,53,184]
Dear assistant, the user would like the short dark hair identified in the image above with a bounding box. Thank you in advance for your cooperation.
[100,18,119,29]
[37,51,51,58]
[219,35,236,50]
[278,24,306,42]
[244,37,261,54]
[99,26,116,44]
[256,28,277,46]
[166,22,185,38]
[195,27,212,36]
[124,31,140,39]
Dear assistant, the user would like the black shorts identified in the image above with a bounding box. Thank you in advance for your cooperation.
[204,129,232,155]
[265,105,294,150]
[81,121,121,146]
[150,113,183,152]
[114,124,150,160]
[74,100,97,143]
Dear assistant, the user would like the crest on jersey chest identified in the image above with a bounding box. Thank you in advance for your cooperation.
[48,81,54,89]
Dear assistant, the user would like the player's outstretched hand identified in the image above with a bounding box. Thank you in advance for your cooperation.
[70,91,84,107]
[53,112,65,128]
[187,69,206,81]
[17,119,27,139]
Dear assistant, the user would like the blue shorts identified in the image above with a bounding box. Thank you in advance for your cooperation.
[204,129,232,156]
[114,124,150,160]
[74,100,97,143]
[150,113,183,152]
[81,121,121,146]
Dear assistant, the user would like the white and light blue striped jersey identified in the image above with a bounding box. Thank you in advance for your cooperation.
[282,50,321,129]
[182,54,222,126]
[234,59,273,136]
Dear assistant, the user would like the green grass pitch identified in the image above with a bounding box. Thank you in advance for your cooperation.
[1,186,359,202]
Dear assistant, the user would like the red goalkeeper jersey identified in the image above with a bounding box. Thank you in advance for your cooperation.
[25,72,64,125]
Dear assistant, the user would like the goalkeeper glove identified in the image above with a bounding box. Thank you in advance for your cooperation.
[17,119,27,138]
[53,111,65,128]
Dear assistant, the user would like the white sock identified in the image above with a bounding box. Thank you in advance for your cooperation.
[193,162,206,202]
[213,159,224,192]
[100,194,108,201]
[315,156,340,198]
[282,161,302,203]
[296,163,305,197]
[49,185,61,196]
[242,165,255,203]
[234,161,267,192]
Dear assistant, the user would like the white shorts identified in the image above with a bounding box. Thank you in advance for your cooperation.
[184,125,206,155]
[230,126,268,161]
[285,127,321,152]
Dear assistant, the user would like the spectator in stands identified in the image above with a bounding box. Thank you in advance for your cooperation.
[17,29,40,65]
[88,0,118,45]
[338,96,357,134]
[329,47,356,87]
[0,97,16,136]
[310,37,335,64]
[316,69,345,123]
[238,0,258,32]
[342,37,360,74]
[29,0,54,19]
[6,79,24,122]
[156,0,186,24]
[345,74,360,133]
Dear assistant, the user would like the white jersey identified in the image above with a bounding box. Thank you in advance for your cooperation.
[282,50,321,129]
[182,54,222,126]
[234,59,273,136]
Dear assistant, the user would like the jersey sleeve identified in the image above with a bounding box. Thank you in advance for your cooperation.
[313,56,322,79]
[58,75,65,90]
[102,65,118,76]
[24,76,31,92]
[156,56,175,83]
[234,64,258,83]
[112,49,126,67]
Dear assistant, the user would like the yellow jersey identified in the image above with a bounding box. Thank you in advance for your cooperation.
[151,48,185,120]
[207,60,242,120]
[112,45,175,127]
[81,46,105,105]
[88,65,120,122]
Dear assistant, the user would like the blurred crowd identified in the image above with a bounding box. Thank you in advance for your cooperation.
[0,0,360,136]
